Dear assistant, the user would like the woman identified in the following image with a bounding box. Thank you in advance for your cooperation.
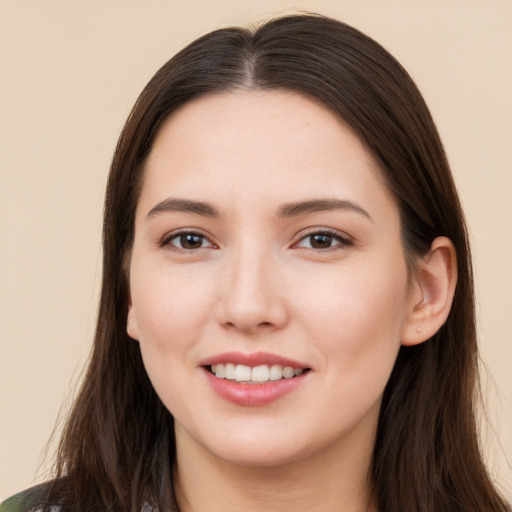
[2,13,509,512]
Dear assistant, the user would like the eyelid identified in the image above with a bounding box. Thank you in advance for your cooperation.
[292,227,353,250]
[157,227,352,252]
[159,229,217,250]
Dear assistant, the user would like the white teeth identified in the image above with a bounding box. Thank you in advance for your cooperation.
[235,364,251,382]
[215,364,225,378]
[225,363,236,380]
[251,365,270,382]
[282,367,295,379]
[211,363,306,383]
[269,365,283,381]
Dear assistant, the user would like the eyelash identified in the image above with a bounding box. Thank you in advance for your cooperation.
[292,229,353,251]
[160,230,216,251]
[160,228,353,253]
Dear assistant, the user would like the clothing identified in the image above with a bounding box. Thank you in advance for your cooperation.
[0,484,161,512]
[0,484,54,512]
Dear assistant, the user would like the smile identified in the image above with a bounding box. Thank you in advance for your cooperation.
[201,353,311,406]
[210,363,305,383]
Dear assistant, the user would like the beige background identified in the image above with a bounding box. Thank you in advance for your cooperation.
[1,0,511,502]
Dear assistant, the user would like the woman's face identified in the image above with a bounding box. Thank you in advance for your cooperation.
[128,90,417,467]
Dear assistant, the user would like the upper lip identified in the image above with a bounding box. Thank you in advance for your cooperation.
[199,351,308,369]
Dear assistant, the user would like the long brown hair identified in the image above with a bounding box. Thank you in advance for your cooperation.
[43,14,510,512]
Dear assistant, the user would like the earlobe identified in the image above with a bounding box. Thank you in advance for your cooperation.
[126,296,140,341]
[402,236,457,346]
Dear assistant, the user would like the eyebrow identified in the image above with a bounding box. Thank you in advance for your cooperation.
[146,197,371,222]
[276,198,372,221]
[146,198,220,220]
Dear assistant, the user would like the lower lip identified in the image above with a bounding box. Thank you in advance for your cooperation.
[204,369,309,406]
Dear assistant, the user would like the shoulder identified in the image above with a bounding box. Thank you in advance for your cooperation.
[0,483,57,512]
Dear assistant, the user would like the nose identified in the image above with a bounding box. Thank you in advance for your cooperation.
[214,242,288,334]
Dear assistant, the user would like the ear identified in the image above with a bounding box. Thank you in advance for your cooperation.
[401,236,457,346]
[126,294,140,341]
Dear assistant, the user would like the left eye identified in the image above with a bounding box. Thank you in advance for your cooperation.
[295,231,350,250]
[165,232,213,250]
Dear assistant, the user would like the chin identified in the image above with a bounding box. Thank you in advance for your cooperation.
[189,420,346,469]
[176,419,312,468]
[214,441,310,468]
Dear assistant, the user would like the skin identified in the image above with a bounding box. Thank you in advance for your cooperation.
[127,90,456,511]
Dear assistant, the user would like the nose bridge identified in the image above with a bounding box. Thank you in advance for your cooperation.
[216,234,286,332]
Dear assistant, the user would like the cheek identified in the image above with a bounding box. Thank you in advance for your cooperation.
[129,266,220,420]
[296,259,409,370]
[129,263,216,371]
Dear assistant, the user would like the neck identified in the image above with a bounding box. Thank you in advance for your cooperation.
[173,424,377,512]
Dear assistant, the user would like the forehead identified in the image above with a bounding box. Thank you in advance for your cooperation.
[138,89,394,220]
[151,89,367,165]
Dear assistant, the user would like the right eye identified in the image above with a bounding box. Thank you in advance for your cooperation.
[162,231,215,251]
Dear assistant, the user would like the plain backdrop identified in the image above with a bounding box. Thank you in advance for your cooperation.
[1,0,511,501]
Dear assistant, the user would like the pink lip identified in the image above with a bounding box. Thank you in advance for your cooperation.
[199,351,308,368]
[199,352,311,407]
[203,369,309,407]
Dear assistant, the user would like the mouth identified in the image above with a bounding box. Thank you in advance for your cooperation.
[207,363,310,384]
[200,352,311,405]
